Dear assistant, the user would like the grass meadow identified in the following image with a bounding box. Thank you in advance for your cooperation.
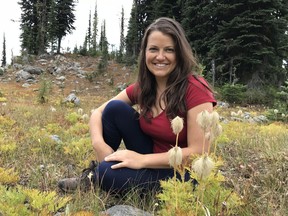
[0,77,287,215]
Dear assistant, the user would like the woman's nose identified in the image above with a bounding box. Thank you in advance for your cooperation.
[156,51,165,60]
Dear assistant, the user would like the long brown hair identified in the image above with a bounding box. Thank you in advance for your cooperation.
[136,17,200,120]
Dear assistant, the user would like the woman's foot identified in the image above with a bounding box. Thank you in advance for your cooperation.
[58,177,81,192]
[58,160,98,192]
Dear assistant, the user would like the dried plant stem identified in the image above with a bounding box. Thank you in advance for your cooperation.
[175,180,179,210]
[173,133,179,177]
[174,133,179,210]
[170,116,184,213]
[202,130,206,155]
[195,193,200,215]
[208,141,211,155]
[198,127,209,215]
[200,185,205,215]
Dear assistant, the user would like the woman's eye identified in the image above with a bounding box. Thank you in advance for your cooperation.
[149,47,158,52]
[166,48,174,52]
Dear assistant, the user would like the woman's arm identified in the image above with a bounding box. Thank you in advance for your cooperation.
[105,102,214,169]
[89,89,132,162]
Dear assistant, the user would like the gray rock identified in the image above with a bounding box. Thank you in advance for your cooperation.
[0,67,4,76]
[22,83,31,88]
[102,205,152,216]
[16,70,34,81]
[54,54,66,62]
[55,67,63,74]
[24,66,44,75]
[77,69,86,75]
[13,63,23,70]
[231,117,243,122]
[217,101,229,108]
[56,76,66,81]
[64,93,80,106]
[37,59,48,65]
[243,112,251,119]
[50,135,61,143]
[38,53,50,59]
[116,83,127,92]
[253,115,268,123]
[26,78,37,84]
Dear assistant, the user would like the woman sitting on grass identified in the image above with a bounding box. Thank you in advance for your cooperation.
[58,17,216,194]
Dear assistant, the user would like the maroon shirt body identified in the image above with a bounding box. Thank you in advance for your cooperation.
[126,75,217,153]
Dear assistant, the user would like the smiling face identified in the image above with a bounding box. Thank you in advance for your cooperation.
[145,31,177,82]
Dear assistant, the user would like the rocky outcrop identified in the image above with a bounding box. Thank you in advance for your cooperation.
[101,205,152,216]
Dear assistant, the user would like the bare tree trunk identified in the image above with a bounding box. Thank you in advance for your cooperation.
[57,37,62,54]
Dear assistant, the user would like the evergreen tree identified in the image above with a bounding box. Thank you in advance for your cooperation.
[181,0,217,80]
[47,0,58,53]
[98,21,109,72]
[36,0,51,54]
[91,1,98,53]
[181,0,288,87]
[182,0,215,57]
[153,0,182,20]
[19,0,76,55]
[19,0,39,54]
[87,10,92,50]
[73,44,79,54]
[1,33,6,67]
[19,0,52,55]
[117,6,125,63]
[125,0,154,62]
[137,0,155,29]
[51,0,76,53]
[125,1,138,60]
[79,34,88,56]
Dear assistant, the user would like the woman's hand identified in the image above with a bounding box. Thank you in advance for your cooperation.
[104,150,145,169]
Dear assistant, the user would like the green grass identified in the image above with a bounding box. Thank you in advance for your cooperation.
[0,81,287,215]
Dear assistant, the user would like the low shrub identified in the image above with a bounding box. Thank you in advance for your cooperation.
[219,84,246,105]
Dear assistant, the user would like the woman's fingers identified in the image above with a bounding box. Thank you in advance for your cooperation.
[104,150,142,169]
[104,150,125,161]
[111,162,125,169]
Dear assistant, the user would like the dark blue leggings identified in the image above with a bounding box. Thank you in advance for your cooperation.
[94,100,189,194]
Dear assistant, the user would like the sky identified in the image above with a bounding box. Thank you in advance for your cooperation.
[0,0,133,63]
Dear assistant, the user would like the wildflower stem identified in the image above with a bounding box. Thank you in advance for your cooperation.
[208,141,211,155]
[195,195,200,215]
[173,133,179,178]
[174,133,179,210]
[202,130,206,155]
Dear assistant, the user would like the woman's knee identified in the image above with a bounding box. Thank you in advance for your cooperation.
[96,161,127,192]
[103,100,129,117]
[97,161,113,179]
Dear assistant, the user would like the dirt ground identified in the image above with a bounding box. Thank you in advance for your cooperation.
[0,55,136,105]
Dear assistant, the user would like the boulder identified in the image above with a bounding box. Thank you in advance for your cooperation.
[64,93,80,106]
[16,70,34,81]
[24,66,44,75]
[102,205,152,216]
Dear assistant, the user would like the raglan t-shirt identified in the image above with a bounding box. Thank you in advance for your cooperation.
[126,75,217,153]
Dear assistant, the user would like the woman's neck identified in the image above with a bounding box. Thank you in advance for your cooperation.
[156,79,167,93]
